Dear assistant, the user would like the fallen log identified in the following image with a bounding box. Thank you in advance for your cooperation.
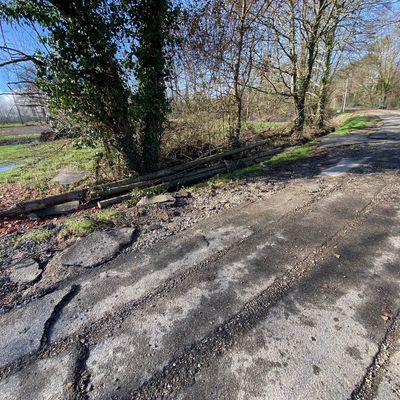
[97,147,282,209]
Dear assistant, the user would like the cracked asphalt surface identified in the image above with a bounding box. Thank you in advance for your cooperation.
[1,112,400,400]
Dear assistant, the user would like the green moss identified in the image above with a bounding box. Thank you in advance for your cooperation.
[62,218,95,235]
[0,140,99,189]
[16,228,52,244]
[332,115,378,136]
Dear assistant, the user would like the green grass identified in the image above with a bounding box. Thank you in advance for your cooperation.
[332,115,376,136]
[231,140,317,174]
[62,218,95,236]
[0,133,40,145]
[191,175,232,191]
[265,140,317,167]
[0,140,99,189]
[93,208,121,223]
[191,140,317,191]
[16,228,52,245]
[61,210,122,237]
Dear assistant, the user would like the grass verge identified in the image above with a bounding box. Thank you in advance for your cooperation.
[0,140,99,189]
[191,140,317,191]
[264,140,317,167]
[332,115,379,136]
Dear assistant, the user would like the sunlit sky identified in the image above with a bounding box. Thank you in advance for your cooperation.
[0,1,399,95]
[0,21,43,93]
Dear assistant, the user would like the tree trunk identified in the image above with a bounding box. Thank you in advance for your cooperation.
[293,94,306,132]
[232,98,243,147]
[291,0,325,134]
[317,42,334,129]
[136,0,170,172]
[317,11,339,129]
[230,0,247,148]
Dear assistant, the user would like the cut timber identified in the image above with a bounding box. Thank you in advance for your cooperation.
[97,147,282,209]
[0,189,87,218]
[91,163,225,200]
[96,138,272,191]
[0,143,283,217]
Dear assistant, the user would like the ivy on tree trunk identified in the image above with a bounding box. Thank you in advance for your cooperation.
[133,0,174,171]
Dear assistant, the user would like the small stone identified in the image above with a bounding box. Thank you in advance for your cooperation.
[138,207,147,216]
[148,224,162,231]
[174,191,191,198]
[137,194,175,207]
[175,197,188,207]
[9,258,41,284]
[51,167,87,185]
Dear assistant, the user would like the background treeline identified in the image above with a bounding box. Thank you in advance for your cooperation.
[0,0,398,175]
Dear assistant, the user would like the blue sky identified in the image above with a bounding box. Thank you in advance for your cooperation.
[0,21,42,93]
[1,0,399,96]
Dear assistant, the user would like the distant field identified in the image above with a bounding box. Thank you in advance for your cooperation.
[0,124,48,137]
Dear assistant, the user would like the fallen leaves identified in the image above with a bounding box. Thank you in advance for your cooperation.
[0,216,41,237]
[320,283,330,289]
[381,311,392,322]
[334,324,342,331]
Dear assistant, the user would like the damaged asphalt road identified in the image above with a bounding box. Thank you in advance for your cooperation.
[1,113,400,400]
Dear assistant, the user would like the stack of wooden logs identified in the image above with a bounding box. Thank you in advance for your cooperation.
[0,139,283,218]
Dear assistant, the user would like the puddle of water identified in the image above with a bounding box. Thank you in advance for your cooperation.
[0,163,16,172]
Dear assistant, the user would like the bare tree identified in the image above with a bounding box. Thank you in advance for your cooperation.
[178,0,270,146]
